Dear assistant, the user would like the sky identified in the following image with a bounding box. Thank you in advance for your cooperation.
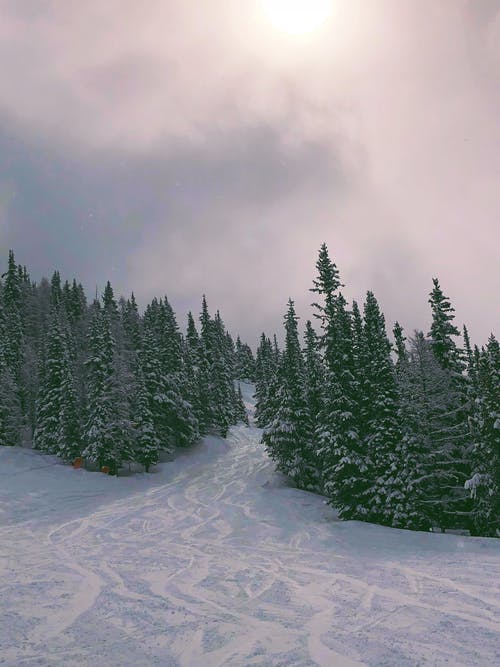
[0,0,499,347]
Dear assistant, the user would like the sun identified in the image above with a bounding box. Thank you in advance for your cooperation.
[261,0,333,36]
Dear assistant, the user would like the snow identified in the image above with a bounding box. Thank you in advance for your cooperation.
[1,383,499,666]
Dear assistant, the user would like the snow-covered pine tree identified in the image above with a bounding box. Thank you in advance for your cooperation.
[196,297,241,437]
[254,333,271,426]
[186,311,200,356]
[132,364,160,472]
[428,278,463,375]
[465,334,500,536]
[140,325,175,454]
[121,293,142,357]
[235,382,249,425]
[182,313,206,432]
[142,302,200,451]
[310,245,365,519]
[235,336,256,382]
[33,311,79,457]
[223,326,236,380]
[302,320,324,490]
[389,329,434,530]
[0,298,22,447]
[398,332,472,530]
[103,280,119,319]
[50,270,63,310]
[1,250,24,383]
[208,309,236,437]
[462,325,476,379]
[194,338,213,434]
[82,306,125,474]
[161,297,199,447]
[68,279,87,326]
[254,333,280,428]
[392,321,408,373]
[263,299,314,487]
[428,279,472,527]
[28,324,62,453]
[359,291,401,525]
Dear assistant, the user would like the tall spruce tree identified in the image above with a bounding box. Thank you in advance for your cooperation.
[263,300,314,488]
[0,299,22,447]
[254,333,280,429]
[428,278,463,374]
[389,331,434,529]
[302,320,324,490]
[235,382,249,425]
[311,245,365,518]
[465,334,500,536]
[359,292,401,525]
[397,333,471,530]
[235,336,256,381]
[34,311,80,459]
[132,364,161,472]
[83,306,125,473]
[427,279,472,527]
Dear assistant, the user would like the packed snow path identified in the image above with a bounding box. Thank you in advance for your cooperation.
[1,385,499,666]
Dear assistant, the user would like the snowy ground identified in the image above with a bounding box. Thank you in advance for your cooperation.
[1,384,499,667]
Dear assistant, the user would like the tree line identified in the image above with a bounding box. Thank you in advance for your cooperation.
[256,244,499,537]
[0,250,255,474]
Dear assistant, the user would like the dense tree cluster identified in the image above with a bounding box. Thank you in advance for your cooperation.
[0,251,252,474]
[258,244,499,537]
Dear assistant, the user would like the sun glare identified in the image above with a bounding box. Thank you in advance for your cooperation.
[262,0,333,36]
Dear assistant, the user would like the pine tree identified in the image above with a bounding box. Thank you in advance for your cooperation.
[255,333,280,428]
[428,278,462,374]
[310,245,365,519]
[197,297,239,437]
[183,314,205,433]
[50,271,62,310]
[462,325,475,378]
[388,331,433,530]
[466,334,500,536]
[103,280,119,319]
[0,366,21,447]
[121,293,142,356]
[132,364,160,472]
[397,333,472,530]
[141,312,199,451]
[1,250,24,378]
[234,382,249,425]
[160,297,199,447]
[263,300,314,487]
[32,310,81,459]
[311,243,342,327]
[82,307,125,473]
[235,336,256,381]
[0,300,22,447]
[302,320,324,490]
[360,292,401,525]
[186,311,200,355]
[140,326,175,453]
[427,279,472,527]
[393,321,408,372]
[208,310,235,437]
[68,279,87,325]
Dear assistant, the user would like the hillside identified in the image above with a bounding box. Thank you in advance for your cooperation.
[1,384,499,666]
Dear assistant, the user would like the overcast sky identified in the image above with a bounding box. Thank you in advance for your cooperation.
[0,0,499,346]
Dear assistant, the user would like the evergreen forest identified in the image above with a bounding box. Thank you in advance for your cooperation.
[0,250,253,475]
[256,245,499,537]
[1,246,498,537]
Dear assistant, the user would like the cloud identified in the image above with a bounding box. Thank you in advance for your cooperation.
[0,0,498,345]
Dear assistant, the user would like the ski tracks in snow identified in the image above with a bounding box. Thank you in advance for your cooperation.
[2,384,500,666]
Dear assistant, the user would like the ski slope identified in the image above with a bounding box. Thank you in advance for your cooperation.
[1,384,499,666]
